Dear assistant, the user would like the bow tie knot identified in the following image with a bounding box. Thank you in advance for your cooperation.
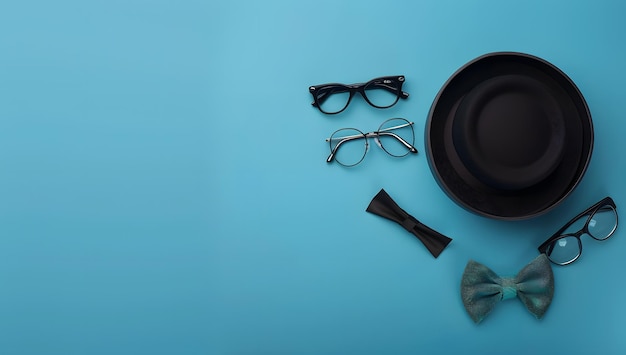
[500,279,518,300]
[461,254,554,323]
[400,217,417,231]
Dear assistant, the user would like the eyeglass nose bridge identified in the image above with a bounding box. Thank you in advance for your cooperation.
[347,85,371,103]
[374,136,383,150]
[571,229,587,239]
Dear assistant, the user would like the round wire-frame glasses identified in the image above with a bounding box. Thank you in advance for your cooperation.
[325,118,418,167]
[538,197,618,265]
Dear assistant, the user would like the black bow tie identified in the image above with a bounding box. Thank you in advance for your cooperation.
[366,189,452,258]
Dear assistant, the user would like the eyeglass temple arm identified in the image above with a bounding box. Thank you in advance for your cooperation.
[311,83,409,106]
[327,121,414,141]
[374,131,418,153]
[538,215,590,253]
[372,82,410,99]
[326,135,367,163]
[326,122,418,155]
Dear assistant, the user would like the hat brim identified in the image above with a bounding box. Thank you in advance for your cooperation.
[425,52,594,220]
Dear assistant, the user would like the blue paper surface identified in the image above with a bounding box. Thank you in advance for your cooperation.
[1,0,626,354]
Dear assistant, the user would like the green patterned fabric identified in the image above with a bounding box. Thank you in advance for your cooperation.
[460,254,554,324]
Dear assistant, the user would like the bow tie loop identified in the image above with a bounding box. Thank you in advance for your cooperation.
[461,254,554,323]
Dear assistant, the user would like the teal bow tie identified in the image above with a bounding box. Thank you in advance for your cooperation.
[460,254,554,323]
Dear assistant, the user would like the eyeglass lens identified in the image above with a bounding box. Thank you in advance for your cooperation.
[545,204,618,264]
[328,128,367,167]
[363,78,400,108]
[327,118,415,167]
[377,118,415,157]
[316,86,352,114]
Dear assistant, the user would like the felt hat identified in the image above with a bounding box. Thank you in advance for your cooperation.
[425,52,593,220]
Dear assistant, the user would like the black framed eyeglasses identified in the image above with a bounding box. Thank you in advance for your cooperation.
[309,75,409,114]
[538,197,618,265]
[325,118,418,167]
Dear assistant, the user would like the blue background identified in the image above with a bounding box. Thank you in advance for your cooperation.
[1,0,625,354]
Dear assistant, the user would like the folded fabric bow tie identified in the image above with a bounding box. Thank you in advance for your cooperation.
[460,254,554,323]
[366,189,452,258]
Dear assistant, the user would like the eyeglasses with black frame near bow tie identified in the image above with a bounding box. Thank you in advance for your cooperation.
[538,197,618,265]
[309,75,409,114]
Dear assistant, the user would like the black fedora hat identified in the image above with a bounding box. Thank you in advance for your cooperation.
[425,52,593,220]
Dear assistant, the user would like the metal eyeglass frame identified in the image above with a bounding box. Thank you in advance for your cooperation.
[309,75,409,114]
[538,196,618,265]
[325,118,418,167]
